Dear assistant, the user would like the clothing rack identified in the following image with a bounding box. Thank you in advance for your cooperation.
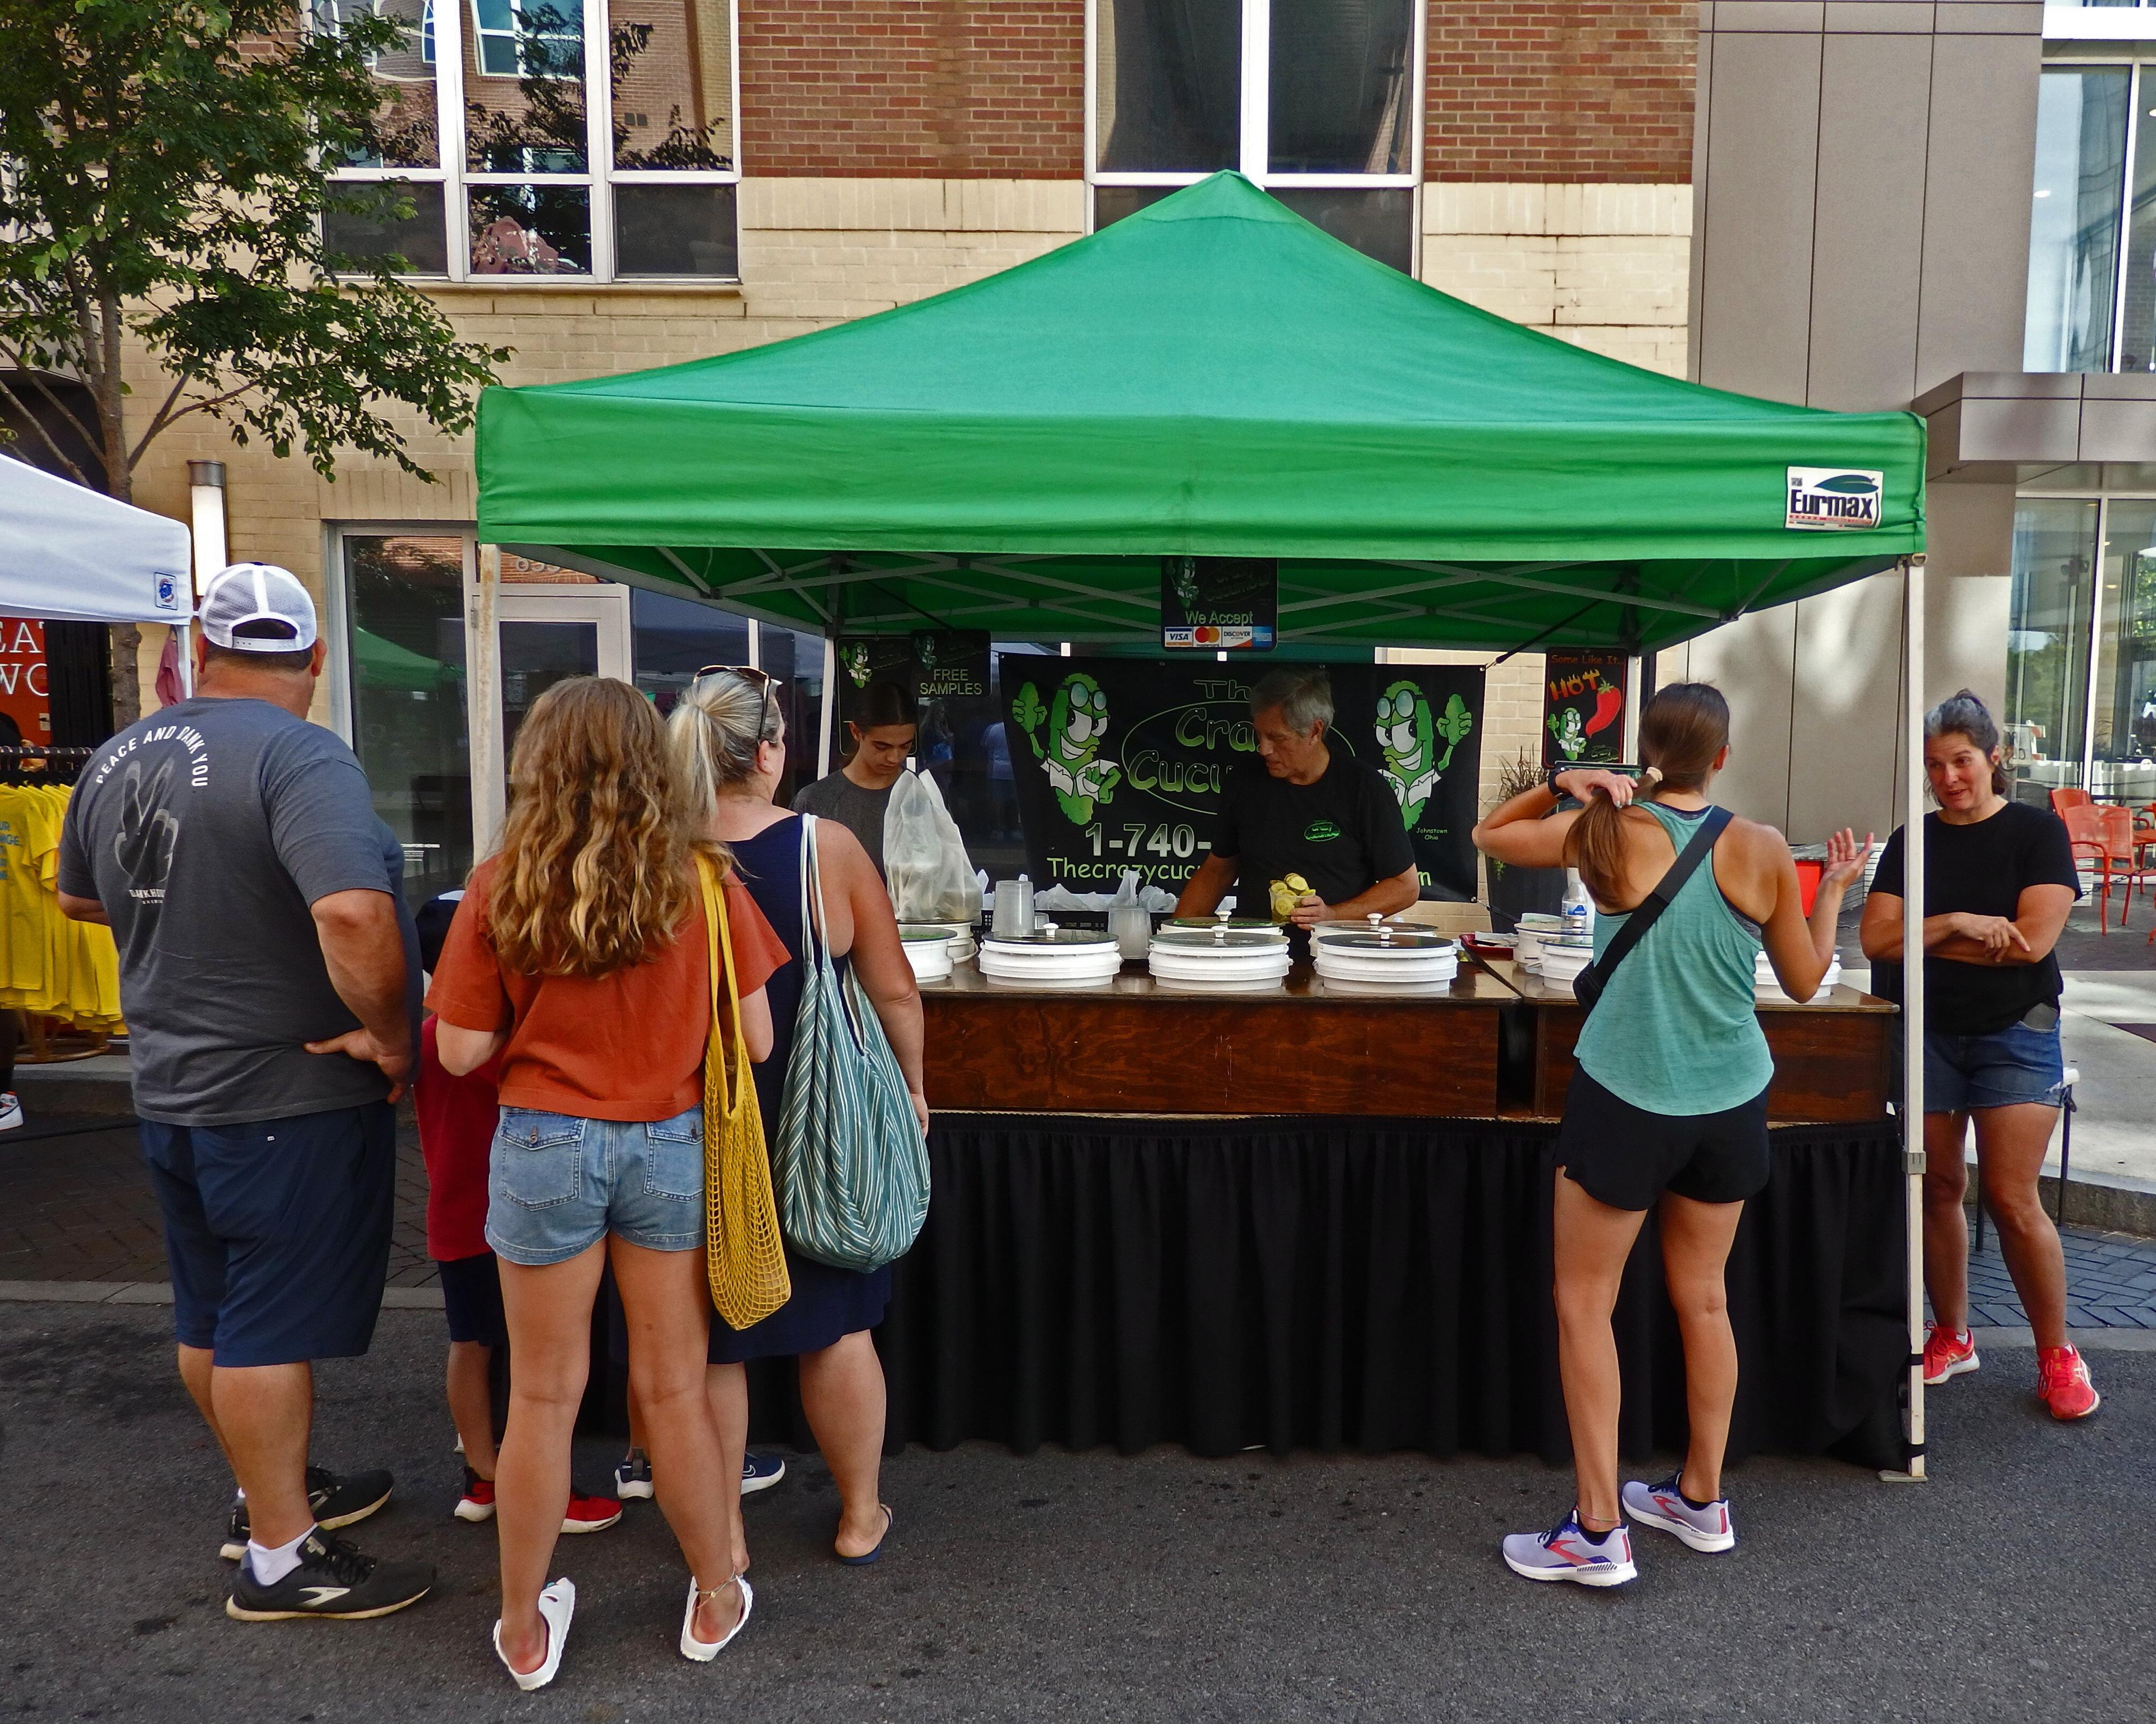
[0,744,94,786]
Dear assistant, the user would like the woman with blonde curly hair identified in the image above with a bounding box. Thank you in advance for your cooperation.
[427,676,789,1689]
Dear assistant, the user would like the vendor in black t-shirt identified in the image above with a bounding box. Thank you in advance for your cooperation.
[1859,689,2096,1420]
[1176,667,1419,932]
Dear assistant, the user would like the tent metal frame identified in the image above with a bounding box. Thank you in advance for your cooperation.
[472,542,1936,1484]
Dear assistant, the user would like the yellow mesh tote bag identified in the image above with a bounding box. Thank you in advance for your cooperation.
[697,854,790,1328]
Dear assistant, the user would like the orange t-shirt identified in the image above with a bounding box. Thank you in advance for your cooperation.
[425,857,789,1123]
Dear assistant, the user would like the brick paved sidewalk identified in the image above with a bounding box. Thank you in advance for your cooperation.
[0,1109,437,1288]
[1965,1222,2156,1330]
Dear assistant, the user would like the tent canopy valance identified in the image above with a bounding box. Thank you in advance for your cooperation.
[0,455,191,626]
[476,172,1923,655]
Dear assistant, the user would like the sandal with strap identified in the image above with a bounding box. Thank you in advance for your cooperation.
[679,1572,753,1662]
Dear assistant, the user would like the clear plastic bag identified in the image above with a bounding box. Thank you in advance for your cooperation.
[883,768,983,924]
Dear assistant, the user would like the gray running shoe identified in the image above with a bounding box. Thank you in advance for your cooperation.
[1501,1510,1637,1587]
[1622,1473,1736,1553]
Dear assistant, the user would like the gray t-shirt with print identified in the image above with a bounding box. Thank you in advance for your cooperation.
[791,771,893,877]
[58,697,417,1127]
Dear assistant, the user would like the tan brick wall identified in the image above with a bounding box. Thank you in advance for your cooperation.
[1420,182,1691,378]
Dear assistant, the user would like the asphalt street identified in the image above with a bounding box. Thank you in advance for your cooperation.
[3,1301,2150,1724]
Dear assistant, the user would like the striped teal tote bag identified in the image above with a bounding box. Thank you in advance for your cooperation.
[774,816,930,1271]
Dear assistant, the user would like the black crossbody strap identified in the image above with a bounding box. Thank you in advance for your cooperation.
[1572,806,1734,1014]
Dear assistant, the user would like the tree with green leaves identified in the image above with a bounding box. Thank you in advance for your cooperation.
[0,1,507,710]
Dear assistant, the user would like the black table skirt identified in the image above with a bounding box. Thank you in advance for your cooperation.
[704,1113,1906,1473]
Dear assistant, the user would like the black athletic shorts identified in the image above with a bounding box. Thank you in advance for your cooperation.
[436,1250,508,1348]
[1556,1069,1771,1212]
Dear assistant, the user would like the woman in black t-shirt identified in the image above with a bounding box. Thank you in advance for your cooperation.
[1860,690,2096,1421]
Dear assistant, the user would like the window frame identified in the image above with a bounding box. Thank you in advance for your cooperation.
[2008,481,2156,793]
[323,0,743,285]
[1082,0,1424,262]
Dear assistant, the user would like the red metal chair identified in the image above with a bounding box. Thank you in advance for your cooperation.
[2050,786,2093,819]
[2062,803,2144,931]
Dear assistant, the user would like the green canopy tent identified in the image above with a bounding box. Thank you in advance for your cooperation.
[474,170,1934,1477]
[477,172,1921,655]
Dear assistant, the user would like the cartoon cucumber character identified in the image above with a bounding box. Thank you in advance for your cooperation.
[1376,683,1473,828]
[1012,673,1122,824]
[842,641,873,689]
[1548,705,1587,762]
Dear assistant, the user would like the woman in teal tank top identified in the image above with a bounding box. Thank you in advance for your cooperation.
[1473,684,1870,1589]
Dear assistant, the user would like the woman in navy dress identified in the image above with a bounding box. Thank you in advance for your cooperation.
[668,668,928,1570]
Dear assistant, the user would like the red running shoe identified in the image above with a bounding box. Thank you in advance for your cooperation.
[561,1490,623,1534]
[2037,1346,2100,1420]
[1922,1322,1980,1385]
[454,1467,496,1523]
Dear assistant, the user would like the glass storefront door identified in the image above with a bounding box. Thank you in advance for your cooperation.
[341,532,473,907]
[2094,501,2156,801]
[484,589,631,842]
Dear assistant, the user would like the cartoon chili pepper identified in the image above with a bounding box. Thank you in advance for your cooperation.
[1584,685,1624,737]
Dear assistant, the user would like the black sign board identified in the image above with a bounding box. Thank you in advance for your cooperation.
[1541,650,1629,767]
[1006,657,1482,899]
[1161,556,1278,651]
[836,630,992,706]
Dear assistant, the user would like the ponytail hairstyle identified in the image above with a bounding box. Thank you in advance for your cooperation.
[1565,681,1732,905]
[1923,688,2010,798]
[669,666,784,813]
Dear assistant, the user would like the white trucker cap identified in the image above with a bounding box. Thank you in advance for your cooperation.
[200,563,318,653]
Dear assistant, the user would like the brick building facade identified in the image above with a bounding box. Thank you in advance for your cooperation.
[100,1,1704,891]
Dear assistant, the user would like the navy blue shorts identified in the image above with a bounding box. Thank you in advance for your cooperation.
[436,1250,508,1348]
[141,1103,395,1368]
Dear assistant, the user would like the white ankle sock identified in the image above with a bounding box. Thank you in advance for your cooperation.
[247,1524,316,1585]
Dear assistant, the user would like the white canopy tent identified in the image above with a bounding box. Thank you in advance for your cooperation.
[0,455,193,627]
[0,454,195,709]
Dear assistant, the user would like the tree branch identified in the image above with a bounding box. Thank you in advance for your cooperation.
[0,374,93,487]
[127,371,202,468]
[0,341,106,461]
[140,382,257,446]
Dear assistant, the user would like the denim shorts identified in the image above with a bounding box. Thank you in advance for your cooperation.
[1919,1018,2066,1114]
[483,1104,705,1266]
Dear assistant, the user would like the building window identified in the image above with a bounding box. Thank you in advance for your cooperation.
[1089,0,1420,272]
[2008,492,2156,802]
[321,0,739,283]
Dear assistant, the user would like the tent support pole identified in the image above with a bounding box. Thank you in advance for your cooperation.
[1883,553,1929,1484]
[175,623,194,698]
[817,633,837,779]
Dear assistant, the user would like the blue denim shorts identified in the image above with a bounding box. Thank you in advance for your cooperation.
[1920,1018,2066,1113]
[483,1105,705,1266]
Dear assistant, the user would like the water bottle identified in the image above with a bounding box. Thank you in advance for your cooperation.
[1561,868,1595,940]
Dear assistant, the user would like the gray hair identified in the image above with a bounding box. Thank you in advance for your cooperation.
[1924,687,2008,797]
[1250,666,1333,734]
[666,670,783,808]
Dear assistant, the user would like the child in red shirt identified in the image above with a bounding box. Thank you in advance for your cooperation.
[415,894,619,1533]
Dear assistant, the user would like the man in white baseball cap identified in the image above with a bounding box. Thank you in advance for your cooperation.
[56,561,433,1622]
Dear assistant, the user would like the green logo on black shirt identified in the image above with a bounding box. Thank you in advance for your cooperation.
[1304,819,1342,842]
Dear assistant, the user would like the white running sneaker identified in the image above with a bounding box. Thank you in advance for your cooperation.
[1501,1510,1637,1587]
[1622,1473,1737,1553]
[613,1449,654,1501]
[0,1092,22,1132]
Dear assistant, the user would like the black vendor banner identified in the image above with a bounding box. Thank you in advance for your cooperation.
[838,630,992,706]
[1003,658,1483,899]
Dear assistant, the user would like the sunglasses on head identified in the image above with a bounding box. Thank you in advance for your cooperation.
[691,665,785,738]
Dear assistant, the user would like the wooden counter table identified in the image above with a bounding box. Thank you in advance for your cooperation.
[918,958,1514,1117]
[1478,958,1896,1124]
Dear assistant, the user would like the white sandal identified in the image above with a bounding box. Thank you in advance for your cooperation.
[494,1576,574,1691]
[679,1572,753,1662]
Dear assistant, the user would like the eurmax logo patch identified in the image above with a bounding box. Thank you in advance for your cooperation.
[1787,467,1883,531]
